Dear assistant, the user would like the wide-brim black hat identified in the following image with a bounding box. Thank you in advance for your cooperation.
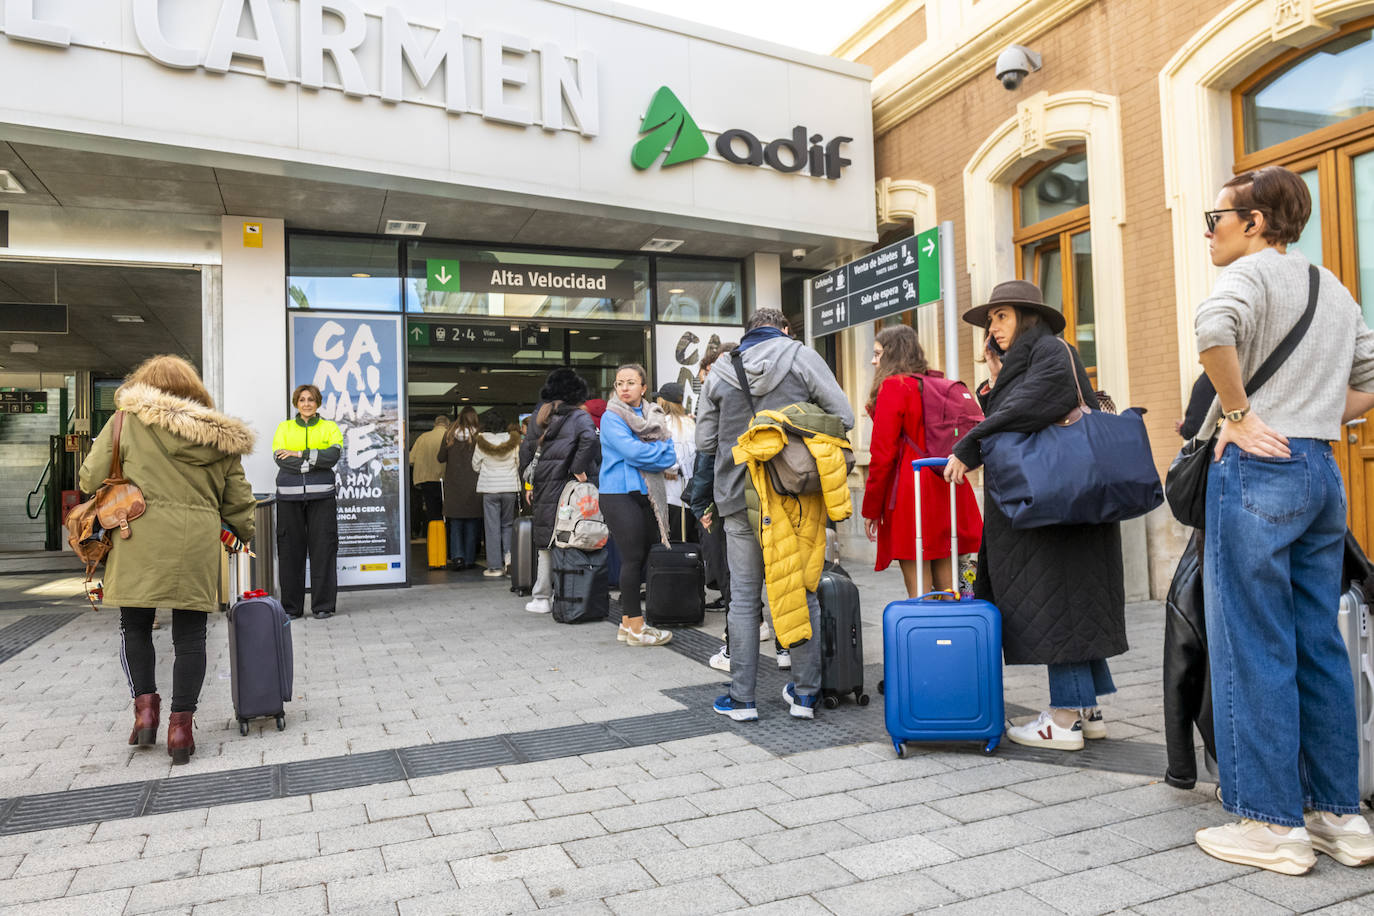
[961,279,1067,334]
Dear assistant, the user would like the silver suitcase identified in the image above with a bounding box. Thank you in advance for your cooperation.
[1337,582,1374,806]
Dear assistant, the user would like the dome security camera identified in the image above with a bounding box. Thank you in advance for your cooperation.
[995,45,1042,91]
[791,248,807,262]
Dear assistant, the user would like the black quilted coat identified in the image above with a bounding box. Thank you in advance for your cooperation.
[519,401,600,548]
[951,324,1127,666]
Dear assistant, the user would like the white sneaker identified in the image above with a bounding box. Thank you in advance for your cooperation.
[1305,811,1374,866]
[1080,707,1106,740]
[709,647,731,672]
[776,649,791,670]
[627,625,673,647]
[525,597,552,614]
[482,567,505,578]
[1006,711,1084,751]
[1195,820,1315,875]
[759,621,772,641]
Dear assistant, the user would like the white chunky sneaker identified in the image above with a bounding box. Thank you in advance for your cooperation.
[1080,707,1106,740]
[524,597,552,614]
[708,647,731,672]
[1005,711,1084,751]
[1305,811,1374,867]
[1195,820,1315,875]
[627,625,673,647]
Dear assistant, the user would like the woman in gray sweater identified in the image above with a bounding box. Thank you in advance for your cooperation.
[1192,165,1374,875]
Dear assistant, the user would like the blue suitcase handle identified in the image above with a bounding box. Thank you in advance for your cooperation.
[912,458,948,471]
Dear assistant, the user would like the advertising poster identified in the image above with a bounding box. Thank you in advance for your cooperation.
[289,312,406,587]
[653,323,742,415]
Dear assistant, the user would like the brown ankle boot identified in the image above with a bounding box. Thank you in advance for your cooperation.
[167,710,195,765]
[128,694,160,747]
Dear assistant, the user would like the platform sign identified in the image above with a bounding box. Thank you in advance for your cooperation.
[0,390,47,413]
[810,230,942,338]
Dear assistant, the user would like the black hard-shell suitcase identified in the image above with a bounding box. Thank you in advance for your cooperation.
[645,542,705,627]
[226,552,293,735]
[510,517,535,595]
[552,547,610,624]
[819,562,869,708]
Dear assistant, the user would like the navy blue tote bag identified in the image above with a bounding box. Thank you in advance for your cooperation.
[981,340,1162,529]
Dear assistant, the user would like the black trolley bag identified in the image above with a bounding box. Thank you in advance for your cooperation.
[645,542,706,627]
[226,551,293,735]
[551,546,610,623]
[510,516,536,596]
[818,561,869,708]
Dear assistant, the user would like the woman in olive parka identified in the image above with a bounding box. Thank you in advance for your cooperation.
[79,355,256,764]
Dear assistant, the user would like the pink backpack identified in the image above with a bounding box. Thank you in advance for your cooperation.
[914,371,984,458]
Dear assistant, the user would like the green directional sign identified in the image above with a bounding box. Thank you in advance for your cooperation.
[916,227,940,305]
[631,86,709,170]
[406,321,429,348]
[426,259,461,292]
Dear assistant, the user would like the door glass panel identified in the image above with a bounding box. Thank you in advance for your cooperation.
[1290,169,1324,267]
[1241,29,1374,153]
[1072,231,1096,372]
[1352,150,1374,326]
[1019,153,1089,227]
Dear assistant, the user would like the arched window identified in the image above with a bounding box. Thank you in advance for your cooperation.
[1014,149,1096,379]
[1240,26,1374,155]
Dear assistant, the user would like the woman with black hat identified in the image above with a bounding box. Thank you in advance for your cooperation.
[944,280,1127,752]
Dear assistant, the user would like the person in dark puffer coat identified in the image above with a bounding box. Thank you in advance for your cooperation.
[945,280,1127,753]
[518,368,600,614]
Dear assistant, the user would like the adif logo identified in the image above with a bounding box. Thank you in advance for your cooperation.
[631,86,852,180]
[632,86,709,169]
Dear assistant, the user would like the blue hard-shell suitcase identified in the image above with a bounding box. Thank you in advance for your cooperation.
[883,457,1003,757]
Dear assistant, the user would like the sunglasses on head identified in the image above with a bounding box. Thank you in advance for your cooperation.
[1204,208,1254,233]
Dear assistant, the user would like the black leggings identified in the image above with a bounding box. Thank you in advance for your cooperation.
[119,608,208,713]
[600,492,658,618]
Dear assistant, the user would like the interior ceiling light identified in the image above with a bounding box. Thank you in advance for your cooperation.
[479,385,489,390]
[10,341,37,353]
[539,325,549,333]
[640,238,684,252]
[0,170,26,194]
[111,314,145,323]
[667,288,685,294]
[383,219,426,236]
[351,272,372,278]
[509,323,520,331]
[569,329,580,334]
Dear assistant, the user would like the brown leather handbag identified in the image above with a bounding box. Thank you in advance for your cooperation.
[66,411,146,607]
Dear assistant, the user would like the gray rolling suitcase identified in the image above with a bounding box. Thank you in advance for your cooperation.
[510,517,535,595]
[1337,582,1374,806]
[819,561,868,709]
[226,551,293,735]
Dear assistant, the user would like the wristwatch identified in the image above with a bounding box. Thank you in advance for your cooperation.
[1223,405,1251,423]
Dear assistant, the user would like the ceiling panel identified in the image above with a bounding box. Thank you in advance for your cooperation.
[10,144,217,183]
[379,191,531,242]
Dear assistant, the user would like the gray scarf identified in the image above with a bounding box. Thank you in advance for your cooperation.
[606,397,672,544]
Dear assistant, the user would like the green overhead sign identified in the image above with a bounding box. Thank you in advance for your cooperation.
[916,227,941,305]
[425,259,461,292]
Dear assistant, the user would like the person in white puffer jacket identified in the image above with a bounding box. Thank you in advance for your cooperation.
[471,411,522,578]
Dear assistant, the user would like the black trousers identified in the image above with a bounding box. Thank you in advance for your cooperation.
[418,481,444,526]
[277,496,338,617]
[600,492,658,618]
[119,608,207,713]
[700,518,730,605]
[665,505,698,544]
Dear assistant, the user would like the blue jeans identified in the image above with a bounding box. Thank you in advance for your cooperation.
[446,517,481,565]
[1047,659,1115,709]
[723,511,820,704]
[1204,440,1360,827]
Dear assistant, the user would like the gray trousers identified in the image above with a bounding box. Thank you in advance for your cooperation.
[723,511,821,703]
[482,493,517,569]
[533,549,553,601]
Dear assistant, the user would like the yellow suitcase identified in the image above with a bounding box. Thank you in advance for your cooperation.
[427,519,447,569]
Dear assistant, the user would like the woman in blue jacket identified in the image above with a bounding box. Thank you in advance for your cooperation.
[601,363,678,647]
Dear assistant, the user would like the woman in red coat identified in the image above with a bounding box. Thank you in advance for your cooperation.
[862,325,982,596]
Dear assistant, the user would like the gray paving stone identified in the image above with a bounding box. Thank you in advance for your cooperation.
[846,775,957,810]
[781,746,883,774]
[899,887,1064,916]
[1232,857,1374,911]
[639,750,737,779]
[317,815,432,855]
[256,804,369,840]
[774,767,876,799]
[720,852,857,904]
[365,789,472,822]
[381,829,499,871]
[685,783,794,817]
[524,899,613,916]
[851,756,953,784]
[837,802,962,843]
[14,836,146,877]
[1105,805,1227,852]
[924,848,1062,897]
[528,787,633,819]
[0,887,130,916]
[205,796,313,826]
[498,758,592,782]
[199,833,319,874]
[1098,782,1209,816]
[68,851,200,896]
[427,800,538,836]
[621,772,722,803]
[667,810,782,848]
[309,779,416,810]
[1020,825,1154,871]
[1011,770,1141,805]
[926,787,1040,823]
[324,862,455,912]
[0,825,96,855]
[92,812,204,842]
[742,820,867,863]
[123,868,263,914]
[701,760,806,790]
[720,895,831,915]
[555,765,650,793]
[406,768,505,795]
[261,848,384,893]
[398,878,537,916]
[0,855,18,881]
[930,760,1046,794]
[604,874,749,916]
[1118,845,1256,891]
[827,833,959,879]
[191,885,328,916]
[466,777,568,807]
[635,839,764,885]
[1130,882,1293,915]
[561,826,685,868]
[927,813,1054,857]
[811,870,961,916]
[1309,903,1374,915]
[595,798,703,833]
[524,860,657,907]
[1009,797,1137,838]
[142,822,260,858]
[759,792,871,828]
[493,813,607,850]
[449,844,575,886]
[1024,863,1170,915]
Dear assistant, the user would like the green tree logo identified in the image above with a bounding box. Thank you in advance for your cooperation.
[631,86,709,170]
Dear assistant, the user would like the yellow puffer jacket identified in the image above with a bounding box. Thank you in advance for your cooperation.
[732,418,853,648]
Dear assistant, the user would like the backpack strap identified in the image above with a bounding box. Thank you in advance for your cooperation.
[107,411,126,483]
[730,351,758,414]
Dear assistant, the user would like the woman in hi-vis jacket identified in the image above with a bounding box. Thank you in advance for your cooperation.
[272,383,342,619]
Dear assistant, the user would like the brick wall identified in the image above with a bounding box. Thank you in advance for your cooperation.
[857,7,928,74]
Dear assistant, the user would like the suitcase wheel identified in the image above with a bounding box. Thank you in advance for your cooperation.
[238,720,249,737]
[983,736,1000,754]
[823,694,840,710]
[877,678,885,696]
[275,714,286,731]
[894,740,907,759]
[856,690,870,707]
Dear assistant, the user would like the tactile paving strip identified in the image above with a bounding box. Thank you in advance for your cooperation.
[1,781,148,835]
[0,612,80,665]
[282,749,406,795]
[400,736,516,779]
[508,722,628,761]
[145,766,276,815]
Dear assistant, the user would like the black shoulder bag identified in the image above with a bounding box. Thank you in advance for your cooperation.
[1164,264,1319,528]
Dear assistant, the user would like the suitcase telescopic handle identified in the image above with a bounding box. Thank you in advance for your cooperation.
[911,459,961,598]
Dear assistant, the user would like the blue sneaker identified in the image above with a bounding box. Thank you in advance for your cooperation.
[783,683,818,719]
[713,695,758,721]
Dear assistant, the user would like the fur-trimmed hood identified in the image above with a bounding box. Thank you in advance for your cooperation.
[115,383,256,456]
[475,431,518,457]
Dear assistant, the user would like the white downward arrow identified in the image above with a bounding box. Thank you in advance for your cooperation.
[435,266,452,285]
[923,238,936,257]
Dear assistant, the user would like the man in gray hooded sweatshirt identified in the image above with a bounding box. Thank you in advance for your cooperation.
[696,308,855,721]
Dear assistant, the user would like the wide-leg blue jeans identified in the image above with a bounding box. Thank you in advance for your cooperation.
[1204,439,1360,828]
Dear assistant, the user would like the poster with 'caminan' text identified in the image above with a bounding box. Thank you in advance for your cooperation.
[289,312,406,587]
